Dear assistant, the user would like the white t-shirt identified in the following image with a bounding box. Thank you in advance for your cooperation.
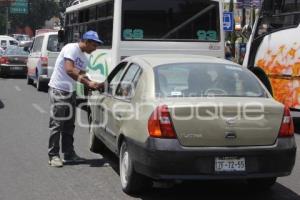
[49,43,88,92]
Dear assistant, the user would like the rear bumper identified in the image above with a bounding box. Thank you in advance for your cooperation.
[0,65,27,76]
[127,137,297,180]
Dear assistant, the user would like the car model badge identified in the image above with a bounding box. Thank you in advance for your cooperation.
[225,117,238,126]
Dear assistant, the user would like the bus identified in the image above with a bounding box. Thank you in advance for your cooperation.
[61,0,225,98]
[243,0,300,110]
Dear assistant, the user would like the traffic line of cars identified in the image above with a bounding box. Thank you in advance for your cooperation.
[0,32,59,92]
[1,33,297,194]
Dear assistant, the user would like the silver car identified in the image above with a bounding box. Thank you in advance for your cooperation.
[87,54,296,194]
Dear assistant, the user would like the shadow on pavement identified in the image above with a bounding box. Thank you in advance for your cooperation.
[0,75,26,79]
[0,100,4,109]
[97,149,300,200]
[135,181,300,200]
[63,158,111,167]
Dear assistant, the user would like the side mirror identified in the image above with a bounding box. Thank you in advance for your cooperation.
[58,30,65,43]
[23,46,30,52]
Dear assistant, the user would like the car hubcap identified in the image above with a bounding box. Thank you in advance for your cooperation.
[120,150,129,187]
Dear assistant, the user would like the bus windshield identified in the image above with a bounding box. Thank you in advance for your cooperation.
[255,0,300,38]
[121,0,220,42]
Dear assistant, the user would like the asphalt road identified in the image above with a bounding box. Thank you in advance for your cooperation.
[0,77,300,200]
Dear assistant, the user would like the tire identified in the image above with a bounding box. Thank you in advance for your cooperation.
[27,75,33,85]
[119,141,152,194]
[250,67,273,96]
[247,177,277,189]
[36,76,44,91]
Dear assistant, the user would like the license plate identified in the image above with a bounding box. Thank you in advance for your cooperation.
[215,157,245,172]
[11,66,23,70]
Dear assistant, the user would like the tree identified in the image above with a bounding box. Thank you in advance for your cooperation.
[9,0,60,35]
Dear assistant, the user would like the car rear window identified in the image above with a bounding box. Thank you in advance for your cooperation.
[5,47,29,56]
[47,35,59,52]
[154,63,268,97]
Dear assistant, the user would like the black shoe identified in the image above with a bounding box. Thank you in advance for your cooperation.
[62,153,86,163]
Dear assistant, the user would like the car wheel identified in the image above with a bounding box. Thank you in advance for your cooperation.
[247,177,277,189]
[37,76,48,91]
[119,141,151,194]
[27,75,33,85]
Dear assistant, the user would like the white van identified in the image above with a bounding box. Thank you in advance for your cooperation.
[0,35,19,49]
[26,32,59,91]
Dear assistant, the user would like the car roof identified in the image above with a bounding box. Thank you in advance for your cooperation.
[0,35,18,40]
[35,32,58,37]
[126,54,239,68]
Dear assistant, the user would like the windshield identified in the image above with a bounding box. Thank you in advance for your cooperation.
[16,35,30,41]
[255,0,300,38]
[154,63,267,98]
[122,0,220,42]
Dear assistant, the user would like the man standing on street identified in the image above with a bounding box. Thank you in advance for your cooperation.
[48,30,104,167]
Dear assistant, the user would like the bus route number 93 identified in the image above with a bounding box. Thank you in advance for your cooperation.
[197,30,217,41]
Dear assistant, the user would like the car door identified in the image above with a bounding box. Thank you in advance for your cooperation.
[27,36,44,78]
[105,63,142,150]
[93,61,128,151]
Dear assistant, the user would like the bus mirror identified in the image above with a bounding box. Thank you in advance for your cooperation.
[58,30,65,43]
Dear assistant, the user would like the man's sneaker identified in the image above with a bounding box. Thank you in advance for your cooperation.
[62,153,86,163]
[48,156,63,167]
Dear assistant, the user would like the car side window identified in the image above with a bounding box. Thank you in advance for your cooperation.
[1,40,7,48]
[115,63,142,99]
[107,62,128,95]
[47,35,59,52]
[31,36,44,53]
[9,40,18,46]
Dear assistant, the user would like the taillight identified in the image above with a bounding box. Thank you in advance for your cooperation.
[40,56,48,67]
[0,57,8,64]
[148,105,177,138]
[278,106,294,137]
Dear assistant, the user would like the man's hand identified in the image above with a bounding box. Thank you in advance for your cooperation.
[88,81,104,91]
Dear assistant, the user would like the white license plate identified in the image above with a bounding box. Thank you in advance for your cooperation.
[11,66,23,70]
[215,157,246,172]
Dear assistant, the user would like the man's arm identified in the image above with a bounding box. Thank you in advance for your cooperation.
[64,59,103,90]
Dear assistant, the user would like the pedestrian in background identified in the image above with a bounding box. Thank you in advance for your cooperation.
[48,30,104,167]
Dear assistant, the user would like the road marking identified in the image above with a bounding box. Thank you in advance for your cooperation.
[32,103,47,114]
[15,86,21,91]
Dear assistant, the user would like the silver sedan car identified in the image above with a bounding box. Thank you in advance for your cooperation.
[87,54,296,194]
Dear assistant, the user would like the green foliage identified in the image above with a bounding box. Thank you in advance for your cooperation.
[0,7,6,34]
[9,0,60,34]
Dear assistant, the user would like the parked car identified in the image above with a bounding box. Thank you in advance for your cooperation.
[0,46,29,77]
[26,32,59,91]
[0,35,19,50]
[88,54,296,194]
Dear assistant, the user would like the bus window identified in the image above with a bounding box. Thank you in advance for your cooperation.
[121,0,220,42]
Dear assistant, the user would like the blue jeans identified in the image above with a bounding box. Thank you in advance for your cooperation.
[48,87,76,158]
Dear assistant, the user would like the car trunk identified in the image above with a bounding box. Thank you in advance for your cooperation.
[166,98,283,147]
[7,55,27,65]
